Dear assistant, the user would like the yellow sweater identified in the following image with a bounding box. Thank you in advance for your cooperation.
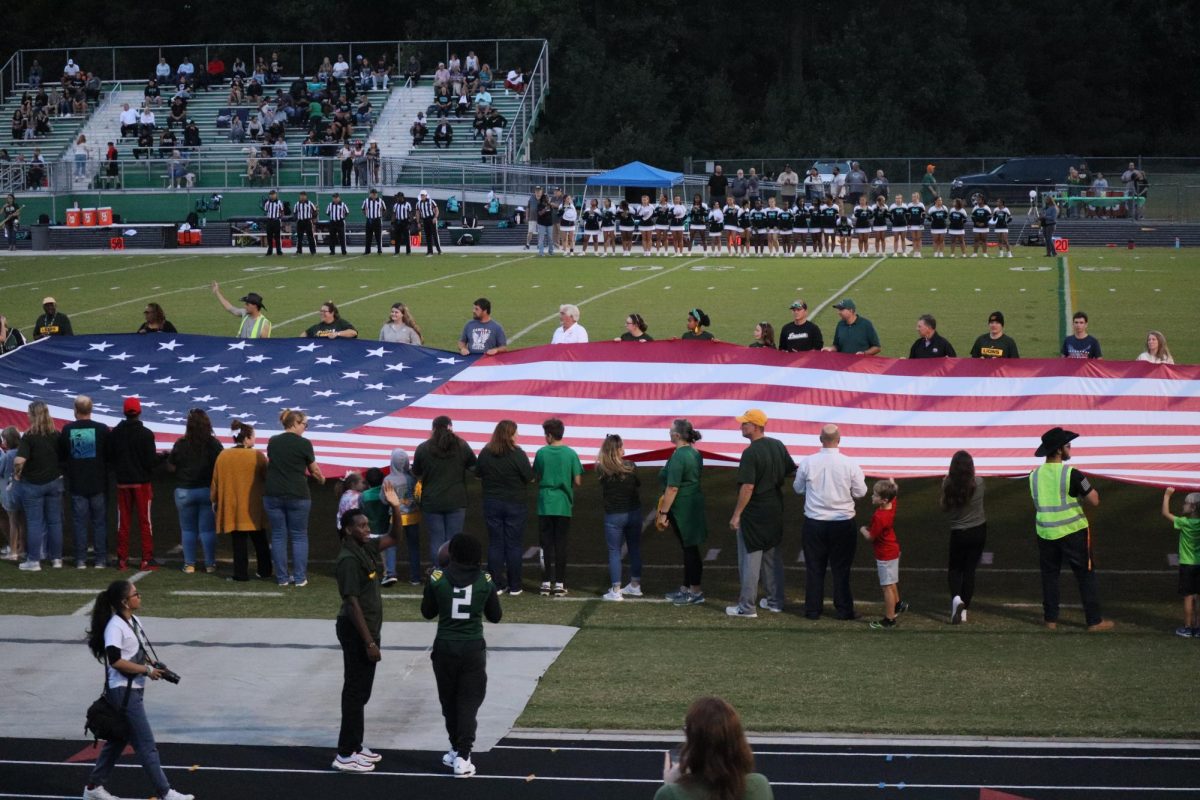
[210,446,267,533]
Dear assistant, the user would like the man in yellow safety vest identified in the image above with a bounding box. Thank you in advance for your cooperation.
[211,282,271,338]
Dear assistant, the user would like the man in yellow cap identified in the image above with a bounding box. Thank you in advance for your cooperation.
[726,409,796,618]
[1029,427,1113,632]
[33,297,73,338]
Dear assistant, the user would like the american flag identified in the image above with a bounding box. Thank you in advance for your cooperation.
[0,337,1197,487]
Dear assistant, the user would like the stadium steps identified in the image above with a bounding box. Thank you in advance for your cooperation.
[67,89,142,190]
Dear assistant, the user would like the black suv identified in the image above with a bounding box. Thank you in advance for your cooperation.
[949,156,1081,205]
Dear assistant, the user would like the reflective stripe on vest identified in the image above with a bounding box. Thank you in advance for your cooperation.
[1029,463,1087,540]
[238,314,268,338]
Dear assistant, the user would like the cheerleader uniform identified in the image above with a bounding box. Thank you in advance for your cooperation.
[872,202,889,233]
[582,208,602,241]
[947,208,968,236]
[928,206,949,233]
[970,204,992,237]
[907,201,926,232]
[706,206,724,239]
[852,204,873,233]
[820,202,837,235]
[889,202,909,233]
[601,205,617,233]
[654,202,672,233]
[723,202,741,233]
[670,202,688,233]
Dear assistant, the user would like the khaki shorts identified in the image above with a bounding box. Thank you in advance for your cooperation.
[876,558,899,586]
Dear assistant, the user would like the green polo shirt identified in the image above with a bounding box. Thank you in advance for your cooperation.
[336,537,383,640]
[533,443,583,517]
[832,315,880,354]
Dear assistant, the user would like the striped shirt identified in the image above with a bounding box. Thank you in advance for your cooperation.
[393,201,413,222]
[294,200,317,220]
[263,199,284,218]
[362,197,385,219]
[417,198,438,220]
[326,201,349,221]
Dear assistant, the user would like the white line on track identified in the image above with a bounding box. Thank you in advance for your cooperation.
[70,569,150,616]
[507,257,705,343]
[810,255,887,319]
[494,743,1200,760]
[0,254,202,292]
[272,255,536,331]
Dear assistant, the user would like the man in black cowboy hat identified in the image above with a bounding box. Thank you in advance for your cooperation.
[1029,427,1113,632]
[211,282,271,338]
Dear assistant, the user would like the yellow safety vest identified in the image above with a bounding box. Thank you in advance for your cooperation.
[237,314,270,339]
[1029,462,1087,540]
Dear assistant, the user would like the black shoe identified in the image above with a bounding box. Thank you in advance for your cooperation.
[835,611,861,621]
[804,612,821,620]
[895,601,909,615]
[869,617,897,629]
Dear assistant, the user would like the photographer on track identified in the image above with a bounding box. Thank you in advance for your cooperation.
[84,579,192,800]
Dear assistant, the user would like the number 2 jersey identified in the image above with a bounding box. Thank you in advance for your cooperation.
[421,562,502,641]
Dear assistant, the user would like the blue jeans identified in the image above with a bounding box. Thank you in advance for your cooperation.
[425,508,465,564]
[265,495,311,584]
[484,498,526,590]
[537,223,555,255]
[20,477,63,563]
[603,509,643,586]
[87,685,172,798]
[175,486,216,568]
[403,523,421,580]
[71,492,107,565]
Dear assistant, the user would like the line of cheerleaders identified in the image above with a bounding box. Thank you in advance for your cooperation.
[555,193,1020,259]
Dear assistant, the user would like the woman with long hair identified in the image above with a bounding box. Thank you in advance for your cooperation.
[940,450,987,624]
[656,696,771,800]
[597,434,642,601]
[211,420,272,582]
[167,409,223,574]
[474,419,533,594]
[750,322,775,349]
[0,425,25,561]
[265,409,324,587]
[137,302,177,334]
[658,419,707,606]
[83,580,194,800]
[412,415,477,564]
[617,312,652,342]
[1137,330,1174,364]
[379,301,423,344]
[14,400,63,570]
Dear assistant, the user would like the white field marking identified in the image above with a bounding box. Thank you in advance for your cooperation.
[1062,254,1074,336]
[272,255,535,330]
[1002,602,1083,608]
[494,743,1200,759]
[71,255,364,318]
[0,588,101,594]
[503,730,1200,749]
[809,255,887,319]
[71,570,150,615]
[704,548,720,561]
[0,254,200,292]
[170,590,287,597]
[507,257,705,342]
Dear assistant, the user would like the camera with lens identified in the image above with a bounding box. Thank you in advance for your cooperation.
[153,661,181,684]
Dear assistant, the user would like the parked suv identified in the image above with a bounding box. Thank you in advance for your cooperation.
[949,156,1081,204]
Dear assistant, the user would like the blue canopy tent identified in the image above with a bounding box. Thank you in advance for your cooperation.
[576,161,686,249]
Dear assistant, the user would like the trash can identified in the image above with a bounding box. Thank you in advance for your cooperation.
[30,224,50,251]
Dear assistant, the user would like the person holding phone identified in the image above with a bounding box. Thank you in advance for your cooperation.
[656,696,773,799]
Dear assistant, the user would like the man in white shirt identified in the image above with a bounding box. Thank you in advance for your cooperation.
[792,423,866,620]
[118,103,139,137]
[550,304,588,344]
[155,58,171,82]
[332,55,350,80]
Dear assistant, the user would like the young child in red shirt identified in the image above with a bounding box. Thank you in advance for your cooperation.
[861,478,907,629]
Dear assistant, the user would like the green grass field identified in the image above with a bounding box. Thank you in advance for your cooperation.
[2,246,1198,739]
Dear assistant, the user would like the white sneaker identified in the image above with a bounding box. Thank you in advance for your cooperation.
[52,558,63,568]
[970,253,978,258]
[162,790,195,800]
[758,597,782,613]
[960,609,968,623]
[725,605,758,618]
[602,588,623,601]
[18,560,41,571]
[83,786,120,800]
[332,754,374,772]
[355,746,382,763]
[951,595,965,625]
[620,582,643,597]
[453,755,476,777]
[442,749,458,767]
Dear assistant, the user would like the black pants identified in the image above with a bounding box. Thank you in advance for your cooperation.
[391,223,410,254]
[336,616,378,758]
[802,517,857,618]
[670,517,703,587]
[341,159,353,186]
[538,515,570,584]
[264,219,282,254]
[295,219,315,253]
[1043,222,1056,256]
[947,523,987,606]
[231,530,271,581]
[1038,527,1102,625]
[328,220,347,254]
[431,639,487,758]
[364,218,382,253]
[422,217,441,254]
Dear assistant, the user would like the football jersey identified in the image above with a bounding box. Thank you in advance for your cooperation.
[427,568,493,641]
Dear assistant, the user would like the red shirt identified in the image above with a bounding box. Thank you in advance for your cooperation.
[866,500,900,561]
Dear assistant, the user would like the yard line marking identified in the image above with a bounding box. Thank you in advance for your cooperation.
[704,548,721,561]
[0,588,104,594]
[272,255,535,330]
[810,255,887,320]
[0,255,201,292]
[508,257,705,343]
[494,744,1200,761]
[1002,602,1083,608]
[504,731,1200,749]
[71,570,150,616]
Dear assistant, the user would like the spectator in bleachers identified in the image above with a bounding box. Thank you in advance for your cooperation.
[434,119,453,149]
[259,100,277,130]
[118,103,138,137]
[481,132,497,161]
[372,55,390,89]
[104,141,118,180]
[357,59,373,91]
[355,95,372,125]
[405,55,421,85]
[472,106,487,140]
[338,141,353,185]
[34,108,51,137]
[167,98,187,129]
[411,111,427,146]
[139,106,156,135]
[133,129,153,159]
[434,88,451,118]
[172,82,192,102]
[276,89,297,122]
[367,141,380,183]
[268,52,282,83]
[158,128,176,158]
[206,55,225,87]
[504,66,524,94]
[154,57,171,83]
[246,113,262,141]
[26,150,45,190]
[449,60,464,97]
[176,57,194,85]
[352,140,368,186]
[273,135,288,160]
[246,77,263,101]
[70,92,87,117]
[317,57,333,81]
[33,87,48,112]
[144,78,161,107]
[11,108,26,141]
[456,92,470,118]
[84,72,101,103]
[183,119,201,149]
[332,55,350,80]
[62,58,81,84]
[484,108,506,140]
[71,134,90,177]
[167,150,187,188]
[252,58,267,83]
[231,57,247,80]
[464,51,479,73]
[53,87,71,117]
[474,86,491,110]
[228,76,244,105]
[434,62,450,92]
[27,60,42,88]
[479,63,494,89]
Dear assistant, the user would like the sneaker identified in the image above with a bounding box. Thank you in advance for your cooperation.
[181,565,196,574]
[553,583,567,597]
[539,582,552,596]
[140,559,160,571]
[94,562,106,569]
[162,791,195,800]
[331,754,374,772]
[602,588,624,601]
[679,590,705,606]
[869,618,897,629]
[961,609,967,623]
[355,746,382,763]
[294,579,309,588]
[951,596,965,625]
[758,598,782,614]
[453,755,476,777]
[51,558,63,569]
[1175,626,1194,638]
[205,565,216,574]
[442,749,459,767]
[77,561,88,570]
[894,600,909,615]
[1086,619,1115,633]
[664,586,688,602]
[116,559,128,571]
[380,576,398,587]
[18,560,40,571]
[620,582,643,597]
[507,588,523,597]
[725,605,758,618]
[83,786,120,800]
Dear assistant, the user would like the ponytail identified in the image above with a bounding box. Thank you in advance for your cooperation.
[86,580,130,662]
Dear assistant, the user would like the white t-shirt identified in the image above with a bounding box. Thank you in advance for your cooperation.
[119,108,138,126]
[792,447,866,520]
[332,60,349,79]
[1136,352,1174,364]
[551,323,588,345]
[506,69,523,85]
[104,614,147,688]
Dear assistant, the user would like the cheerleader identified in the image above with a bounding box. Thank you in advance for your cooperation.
[970,198,992,257]
[764,197,781,256]
[778,202,794,257]
[601,198,617,256]
[795,198,813,257]
[852,196,872,257]
[617,200,636,256]
[670,194,688,255]
[889,194,909,257]
[654,194,672,255]
[872,195,889,255]
[907,192,926,258]
[835,203,853,257]
[991,198,1013,258]
[819,195,838,256]
[738,200,753,258]
[723,197,740,256]
[687,195,707,253]
[636,194,655,256]
[580,198,602,256]
[750,199,768,257]
[947,198,968,258]
[705,202,724,253]
[560,195,578,257]
[928,196,949,257]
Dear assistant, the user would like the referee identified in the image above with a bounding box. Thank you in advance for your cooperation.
[362,188,385,255]
[391,191,414,256]
[417,190,441,256]
[294,190,317,255]
[326,192,349,255]
[262,189,284,256]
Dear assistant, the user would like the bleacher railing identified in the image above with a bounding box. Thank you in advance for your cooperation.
[503,40,548,165]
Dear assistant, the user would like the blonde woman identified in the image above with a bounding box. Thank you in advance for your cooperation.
[1137,331,1174,364]
[211,420,271,581]
[379,301,423,344]
[265,409,325,587]
[597,434,642,601]
[14,400,63,570]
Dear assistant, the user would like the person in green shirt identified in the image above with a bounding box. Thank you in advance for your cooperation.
[1161,487,1200,638]
[655,696,773,800]
[358,467,400,586]
[920,163,939,206]
[532,418,583,596]
[303,300,358,339]
[824,298,881,356]
[475,420,534,595]
[421,533,502,778]
[331,483,407,773]
[659,419,707,606]
[412,415,478,565]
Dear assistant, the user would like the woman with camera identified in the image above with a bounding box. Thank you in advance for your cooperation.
[84,580,193,800]
[656,696,772,800]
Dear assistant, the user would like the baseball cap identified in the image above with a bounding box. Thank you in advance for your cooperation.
[833,298,856,311]
[988,311,1005,325]
[736,409,768,427]
[123,397,142,414]
[42,296,56,305]
[789,300,807,310]
[240,292,265,309]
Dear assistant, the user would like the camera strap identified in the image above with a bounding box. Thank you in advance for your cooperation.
[128,615,161,666]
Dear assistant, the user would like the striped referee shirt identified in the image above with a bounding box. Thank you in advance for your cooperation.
[362,197,385,220]
[417,198,438,219]
[326,201,349,221]
[294,200,317,220]
[263,198,284,218]
[393,200,413,222]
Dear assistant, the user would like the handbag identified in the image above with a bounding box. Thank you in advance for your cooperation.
[85,670,134,744]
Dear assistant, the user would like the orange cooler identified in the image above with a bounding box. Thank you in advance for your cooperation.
[66,208,82,226]
[81,208,97,226]
[97,207,113,225]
